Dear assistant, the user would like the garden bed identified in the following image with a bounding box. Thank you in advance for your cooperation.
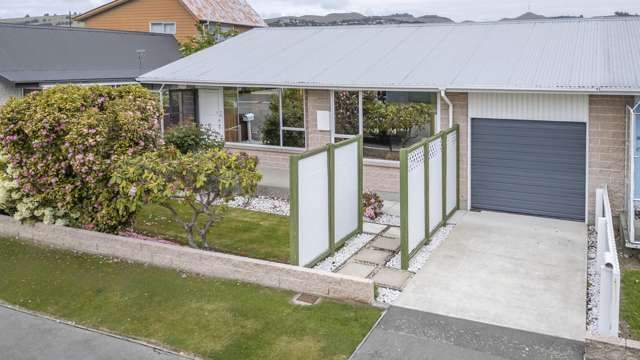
[0,237,381,360]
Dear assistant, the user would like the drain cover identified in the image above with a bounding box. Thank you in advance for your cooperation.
[294,293,320,305]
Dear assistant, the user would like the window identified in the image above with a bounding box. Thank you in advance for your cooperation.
[150,22,176,35]
[223,87,305,148]
[166,89,197,128]
[333,90,436,160]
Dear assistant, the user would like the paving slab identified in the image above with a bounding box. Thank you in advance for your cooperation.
[352,248,393,265]
[337,261,376,278]
[351,307,584,360]
[363,222,387,235]
[0,306,191,360]
[383,201,401,217]
[369,236,401,251]
[371,268,411,289]
[397,210,587,341]
[382,226,400,239]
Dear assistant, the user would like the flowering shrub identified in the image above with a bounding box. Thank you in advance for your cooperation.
[163,123,224,154]
[0,85,162,231]
[111,147,261,249]
[363,191,384,220]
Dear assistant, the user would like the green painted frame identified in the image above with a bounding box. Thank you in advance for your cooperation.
[332,136,364,250]
[289,136,364,267]
[400,138,429,270]
[399,126,460,270]
[288,145,332,267]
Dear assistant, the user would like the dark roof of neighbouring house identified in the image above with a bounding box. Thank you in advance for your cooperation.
[139,17,640,94]
[0,23,181,85]
[75,0,267,28]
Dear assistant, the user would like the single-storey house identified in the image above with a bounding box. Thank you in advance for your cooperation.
[138,17,640,223]
[0,23,181,105]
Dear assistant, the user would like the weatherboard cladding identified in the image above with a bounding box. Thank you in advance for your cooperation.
[139,18,640,93]
[0,24,181,84]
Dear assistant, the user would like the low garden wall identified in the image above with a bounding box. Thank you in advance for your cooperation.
[0,215,374,304]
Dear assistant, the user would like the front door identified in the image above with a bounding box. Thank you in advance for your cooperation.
[198,88,224,136]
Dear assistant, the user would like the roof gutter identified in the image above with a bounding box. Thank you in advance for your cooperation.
[440,89,453,129]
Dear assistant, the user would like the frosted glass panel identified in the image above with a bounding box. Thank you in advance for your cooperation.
[334,141,359,242]
[297,152,330,266]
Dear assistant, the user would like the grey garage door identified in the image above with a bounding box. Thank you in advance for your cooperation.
[471,118,586,220]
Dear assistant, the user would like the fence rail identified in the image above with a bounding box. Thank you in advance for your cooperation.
[399,125,459,270]
[595,186,621,337]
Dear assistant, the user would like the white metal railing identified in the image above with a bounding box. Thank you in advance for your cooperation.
[626,105,637,246]
[595,186,621,337]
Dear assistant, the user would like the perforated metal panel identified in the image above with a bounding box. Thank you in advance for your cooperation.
[471,118,586,220]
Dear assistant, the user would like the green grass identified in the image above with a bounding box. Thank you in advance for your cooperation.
[133,203,290,263]
[0,237,381,360]
[622,270,640,339]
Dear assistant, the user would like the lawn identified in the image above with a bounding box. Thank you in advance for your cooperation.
[0,237,381,360]
[622,269,640,339]
[132,202,290,263]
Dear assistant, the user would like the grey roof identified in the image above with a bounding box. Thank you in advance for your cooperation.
[0,24,181,84]
[139,17,640,94]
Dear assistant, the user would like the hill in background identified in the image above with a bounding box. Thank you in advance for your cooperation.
[0,14,83,27]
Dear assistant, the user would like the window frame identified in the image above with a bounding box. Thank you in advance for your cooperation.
[224,87,307,149]
[149,21,176,35]
[331,90,439,160]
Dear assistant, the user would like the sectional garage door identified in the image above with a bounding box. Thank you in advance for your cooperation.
[471,118,586,220]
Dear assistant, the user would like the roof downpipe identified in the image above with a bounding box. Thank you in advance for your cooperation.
[440,89,453,129]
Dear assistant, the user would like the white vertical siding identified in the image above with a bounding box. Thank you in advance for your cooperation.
[468,93,589,122]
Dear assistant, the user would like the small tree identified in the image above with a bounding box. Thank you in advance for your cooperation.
[180,23,239,57]
[112,147,261,249]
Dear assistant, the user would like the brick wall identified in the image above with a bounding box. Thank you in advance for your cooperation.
[440,93,469,209]
[226,145,299,169]
[588,95,634,220]
[305,90,332,149]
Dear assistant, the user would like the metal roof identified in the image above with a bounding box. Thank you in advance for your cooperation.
[0,24,181,84]
[75,0,266,28]
[139,17,640,94]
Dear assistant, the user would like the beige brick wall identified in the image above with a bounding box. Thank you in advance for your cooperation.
[226,145,298,169]
[440,92,469,210]
[305,90,332,149]
[587,95,634,220]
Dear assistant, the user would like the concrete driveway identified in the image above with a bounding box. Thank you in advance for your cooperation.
[396,210,587,341]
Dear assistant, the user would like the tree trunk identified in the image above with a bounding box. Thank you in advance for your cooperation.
[185,225,198,248]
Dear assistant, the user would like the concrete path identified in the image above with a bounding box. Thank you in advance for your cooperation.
[351,307,585,360]
[0,305,192,360]
[396,210,587,341]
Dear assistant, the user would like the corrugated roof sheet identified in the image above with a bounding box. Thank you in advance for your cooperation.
[182,0,266,27]
[139,17,640,93]
[0,24,181,84]
[75,0,266,28]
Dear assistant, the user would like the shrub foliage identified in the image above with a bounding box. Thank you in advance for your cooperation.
[163,123,224,154]
[112,147,262,249]
[0,85,162,231]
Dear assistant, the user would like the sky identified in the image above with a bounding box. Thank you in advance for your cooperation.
[0,0,638,22]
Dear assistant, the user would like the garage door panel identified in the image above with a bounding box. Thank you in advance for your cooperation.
[471,118,586,220]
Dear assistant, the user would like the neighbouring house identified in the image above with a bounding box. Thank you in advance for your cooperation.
[0,23,181,105]
[74,0,267,42]
[138,17,640,225]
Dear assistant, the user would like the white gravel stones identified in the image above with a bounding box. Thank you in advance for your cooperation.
[376,287,402,304]
[314,233,376,272]
[386,225,454,272]
[586,225,601,334]
[369,213,400,227]
[228,196,289,216]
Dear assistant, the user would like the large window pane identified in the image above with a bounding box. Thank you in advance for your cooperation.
[282,88,305,148]
[334,91,359,136]
[362,91,435,160]
[238,88,280,145]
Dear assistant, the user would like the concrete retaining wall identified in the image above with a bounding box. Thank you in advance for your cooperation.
[0,215,374,304]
